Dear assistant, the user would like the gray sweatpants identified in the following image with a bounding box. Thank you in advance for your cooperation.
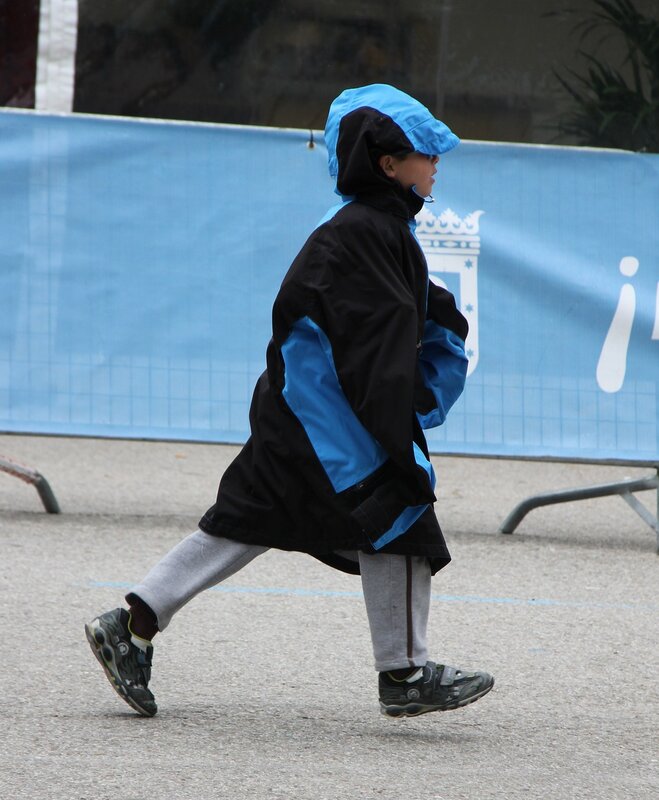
[128,529,431,672]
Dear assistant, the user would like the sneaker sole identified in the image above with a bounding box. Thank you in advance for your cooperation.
[380,677,494,719]
[85,620,157,717]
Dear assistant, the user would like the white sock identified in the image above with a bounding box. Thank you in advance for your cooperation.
[130,633,152,653]
[127,614,152,652]
[405,668,424,683]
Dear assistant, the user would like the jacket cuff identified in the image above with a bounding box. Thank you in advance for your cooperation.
[351,494,391,536]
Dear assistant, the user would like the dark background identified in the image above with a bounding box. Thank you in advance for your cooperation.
[2,1,658,147]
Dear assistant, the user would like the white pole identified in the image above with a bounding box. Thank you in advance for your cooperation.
[35,0,79,112]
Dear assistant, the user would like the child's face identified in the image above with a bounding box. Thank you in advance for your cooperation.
[379,153,439,198]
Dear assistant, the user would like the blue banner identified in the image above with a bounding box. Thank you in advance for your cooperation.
[0,110,657,463]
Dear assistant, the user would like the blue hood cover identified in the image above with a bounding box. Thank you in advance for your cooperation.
[325,84,460,182]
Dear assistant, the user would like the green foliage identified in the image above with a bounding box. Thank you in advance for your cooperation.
[554,0,659,152]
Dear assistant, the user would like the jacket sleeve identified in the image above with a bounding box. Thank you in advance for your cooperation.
[415,282,469,430]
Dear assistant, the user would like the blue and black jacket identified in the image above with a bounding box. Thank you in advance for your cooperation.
[200,85,468,575]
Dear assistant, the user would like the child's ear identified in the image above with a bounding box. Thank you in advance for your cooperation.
[378,154,396,177]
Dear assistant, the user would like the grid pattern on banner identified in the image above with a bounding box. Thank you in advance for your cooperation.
[0,111,329,444]
[428,373,657,462]
[0,355,259,442]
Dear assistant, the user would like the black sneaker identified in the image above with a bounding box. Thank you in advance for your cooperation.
[379,661,494,718]
[85,608,157,717]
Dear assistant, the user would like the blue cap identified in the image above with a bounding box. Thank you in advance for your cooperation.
[325,84,460,179]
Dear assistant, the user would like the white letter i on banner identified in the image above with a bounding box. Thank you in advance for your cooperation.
[652,282,659,341]
[596,257,639,394]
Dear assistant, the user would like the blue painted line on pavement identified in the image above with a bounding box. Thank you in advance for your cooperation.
[87,580,659,612]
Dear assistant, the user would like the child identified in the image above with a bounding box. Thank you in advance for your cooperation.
[86,84,494,719]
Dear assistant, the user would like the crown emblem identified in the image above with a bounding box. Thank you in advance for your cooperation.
[415,207,484,254]
[416,207,485,377]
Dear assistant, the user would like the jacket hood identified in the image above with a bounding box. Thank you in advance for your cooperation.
[324,84,460,201]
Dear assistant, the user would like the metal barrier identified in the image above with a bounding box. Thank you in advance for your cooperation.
[0,455,61,513]
[500,467,659,552]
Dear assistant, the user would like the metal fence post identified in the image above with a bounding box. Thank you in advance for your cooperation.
[0,456,61,513]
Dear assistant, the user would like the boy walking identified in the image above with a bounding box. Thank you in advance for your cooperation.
[86,84,494,719]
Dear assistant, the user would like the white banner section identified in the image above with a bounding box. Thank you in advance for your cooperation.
[35,0,78,112]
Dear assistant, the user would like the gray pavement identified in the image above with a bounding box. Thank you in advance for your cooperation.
[0,433,657,800]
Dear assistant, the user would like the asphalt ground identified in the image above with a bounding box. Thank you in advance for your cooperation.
[0,433,657,800]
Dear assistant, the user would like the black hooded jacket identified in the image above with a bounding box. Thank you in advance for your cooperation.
[199,87,468,575]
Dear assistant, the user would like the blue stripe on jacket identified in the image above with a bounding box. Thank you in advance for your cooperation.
[281,316,388,493]
[416,320,468,429]
[370,442,436,550]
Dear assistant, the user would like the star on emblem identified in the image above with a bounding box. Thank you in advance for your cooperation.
[464,259,473,268]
